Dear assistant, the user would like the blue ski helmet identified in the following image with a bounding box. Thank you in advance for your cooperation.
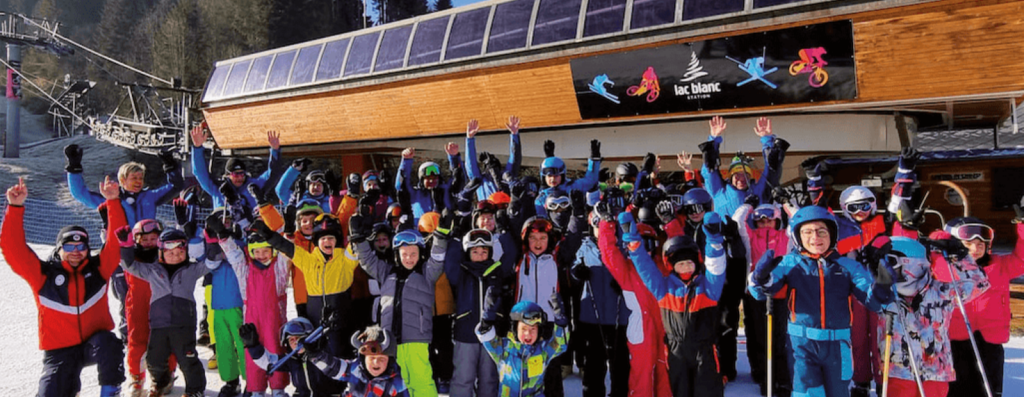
[681,188,714,215]
[510,301,546,326]
[789,206,838,253]
[540,157,566,176]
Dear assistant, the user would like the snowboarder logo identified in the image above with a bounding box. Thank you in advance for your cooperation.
[55,275,65,286]
[679,51,708,83]
[626,66,661,103]
[727,47,778,89]
[587,74,621,104]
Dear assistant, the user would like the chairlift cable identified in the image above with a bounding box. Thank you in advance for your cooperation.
[0,56,89,126]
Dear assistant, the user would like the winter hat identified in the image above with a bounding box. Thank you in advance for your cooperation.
[311,213,343,243]
[727,154,754,179]
[56,226,90,248]
[224,158,246,173]
[361,170,379,191]
[350,325,395,358]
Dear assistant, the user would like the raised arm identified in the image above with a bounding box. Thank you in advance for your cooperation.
[396,151,415,194]
[699,116,727,196]
[99,178,128,279]
[1,178,46,290]
[620,213,671,300]
[251,130,282,187]
[465,120,482,181]
[507,116,522,177]
[275,163,303,207]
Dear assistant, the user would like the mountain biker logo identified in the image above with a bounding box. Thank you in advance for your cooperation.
[674,50,722,100]
[789,47,829,87]
[627,66,661,103]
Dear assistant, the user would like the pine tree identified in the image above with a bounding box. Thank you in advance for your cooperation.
[373,0,428,25]
[433,0,452,12]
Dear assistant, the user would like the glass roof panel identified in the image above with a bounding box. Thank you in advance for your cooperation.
[203,64,230,101]
[315,38,351,81]
[630,0,675,30]
[408,16,450,66]
[487,0,533,53]
[583,0,626,37]
[374,25,414,72]
[532,0,582,46]
[683,0,744,20]
[446,7,491,60]
[289,44,323,86]
[243,55,273,93]
[222,59,252,97]
[344,31,382,77]
[265,50,296,90]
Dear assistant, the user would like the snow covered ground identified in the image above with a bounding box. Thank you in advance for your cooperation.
[2,243,1021,396]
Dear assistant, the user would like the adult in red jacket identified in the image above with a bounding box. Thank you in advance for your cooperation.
[597,215,672,397]
[1,177,126,397]
[946,217,1024,397]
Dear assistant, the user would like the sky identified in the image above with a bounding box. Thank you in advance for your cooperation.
[366,0,488,22]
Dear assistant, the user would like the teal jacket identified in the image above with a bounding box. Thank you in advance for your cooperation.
[477,323,568,397]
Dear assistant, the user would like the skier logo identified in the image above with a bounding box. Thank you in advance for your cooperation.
[55,275,65,286]
[626,66,661,103]
[727,48,778,89]
[789,47,829,87]
[679,51,708,83]
[587,74,621,104]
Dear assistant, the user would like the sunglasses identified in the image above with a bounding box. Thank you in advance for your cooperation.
[845,201,873,214]
[545,196,572,212]
[62,243,88,253]
[159,240,187,250]
[950,223,993,242]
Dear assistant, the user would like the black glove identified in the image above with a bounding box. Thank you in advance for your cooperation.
[205,212,231,239]
[871,257,893,288]
[239,323,260,349]
[218,180,239,205]
[323,170,341,196]
[698,141,719,169]
[769,138,790,168]
[744,194,760,208]
[248,184,271,207]
[922,238,971,259]
[571,190,587,217]
[64,144,84,173]
[656,200,676,224]
[434,208,456,240]
[570,263,591,281]
[899,147,920,171]
[252,218,276,241]
[456,178,482,214]
[283,205,297,235]
[157,150,178,174]
[346,173,361,196]
[173,198,190,226]
[598,167,611,183]
[543,140,556,158]
[348,213,375,243]
[479,286,500,333]
[115,225,132,245]
[896,201,927,231]
[510,179,529,200]
[549,292,568,327]
[642,153,656,174]
[590,140,602,160]
[325,310,341,330]
[292,158,312,173]
[609,279,623,295]
[771,186,792,205]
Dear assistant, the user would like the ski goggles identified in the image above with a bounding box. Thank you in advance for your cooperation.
[229,170,247,177]
[159,240,187,250]
[618,182,634,193]
[950,223,993,242]
[845,201,874,214]
[540,167,563,176]
[667,194,685,207]
[683,203,712,216]
[545,196,572,212]
[753,207,777,221]
[512,309,545,326]
[133,219,163,236]
[306,171,327,184]
[62,242,88,253]
[525,218,554,234]
[282,319,315,338]
[464,229,494,248]
[393,231,425,248]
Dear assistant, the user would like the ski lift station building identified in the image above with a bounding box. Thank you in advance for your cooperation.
[199,0,1024,180]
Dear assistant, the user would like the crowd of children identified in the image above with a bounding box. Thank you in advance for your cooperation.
[1,114,1021,397]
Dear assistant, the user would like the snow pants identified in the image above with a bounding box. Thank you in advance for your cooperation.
[886,378,948,397]
[451,341,498,397]
[398,342,437,397]
[205,284,215,346]
[430,314,454,381]
[544,351,565,397]
[111,266,129,340]
[850,300,880,385]
[125,273,176,378]
[788,324,852,397]
[666,336,724,397]
[949,331,1004,397]
[38,330,125,397]
[576,322,630,397]
[718,291,741,380]
[244,306,288,392]
[148,326,205,394]
[744,295,793,394]
[213,307,246,382]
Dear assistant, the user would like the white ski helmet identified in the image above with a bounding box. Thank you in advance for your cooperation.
[839,186,877,219]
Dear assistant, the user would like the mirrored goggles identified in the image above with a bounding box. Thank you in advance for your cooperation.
[515,309,545,326]
[845,201,873,214]
[465,229,494,247]
[950,223,993,242]
[62,243,88,253]
[393,232,424,248]
[545,196,572,212]
[753,207,776,221]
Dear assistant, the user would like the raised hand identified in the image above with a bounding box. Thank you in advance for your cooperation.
[543,140,555,158]
[754,117,772,137]
[291,158,312,172]
[677,151,693,172]
[157,150,178,173]
[709,116,727,137]
[239,323,261,348]
[100,176,120,200]
[466,119,479,138]
[506,115,520,135]
[590,139,602,159]
[445,142,460,156]
[190,122,207,148]
[6,177,27,206]
[267,130,281,150]
[402,147,415,159]
[115,225,133,247]
[899,147,920,171]
[64,144,84,173]
[173,198,190,226]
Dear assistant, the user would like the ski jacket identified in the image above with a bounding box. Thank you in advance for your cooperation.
[598,220,665,347]
[355,239,447,344]
[534,158,601,218]
[573,237,630,326]
[749,250,893,332]
[701,135,778,219]
[949,223,1024,344]
[307,352,410,397]
[68,171,182,228]
[879,254,989,382]
[275,166,332,212]
[204,236,247,310]
[257,204,310,305]
[220,240,290,313]
[477,323,569,397]
[191,145,281,212]
[515,251,564,320]
[247,345,313,397]
[395,155,459,221]
[1,201,125,351]
[465,134,521,200]
[628,231,726,343]
[445,235,514,343]
[734,204,791,298]
[120,239,210,330]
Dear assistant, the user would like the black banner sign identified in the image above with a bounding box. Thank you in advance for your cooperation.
[570,20,857,119]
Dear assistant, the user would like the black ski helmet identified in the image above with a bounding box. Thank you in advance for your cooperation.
[662,235,702,268]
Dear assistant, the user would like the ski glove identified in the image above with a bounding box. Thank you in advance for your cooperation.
[571,190,587,217]
[346,173,361,196]
[248,184,270,207]
[549,292,569,327]
[348,213,375,243]
[899,147,920,171]
[239,323,260,349]
[590,139,602,160]
[173,198,191,226]
[479,286,501,333]
[642,153,657,174]
[744,194,760,208]
[543,140,556,158]
[703,212,725,246]
[282,205,297,235]
[218,180,239,205]
[570,263,591,281]
[292,158,312,173]
[115,226,134,248]
[619,212,641,243]
[205,212,232,240]
[655,200,676,225]
[768,137,790,170]
[698,141,719,169]
[252,219,276,241]
[753,249,781,286]
[157,150,178,174]
[64,144,84,173]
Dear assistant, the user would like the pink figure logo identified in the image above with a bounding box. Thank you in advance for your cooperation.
[789,47,829,88]
[627,67,661,103]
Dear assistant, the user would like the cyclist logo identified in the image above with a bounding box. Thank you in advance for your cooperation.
[727,48,778,89]
[789,47,829,87]
[587,74,621,104]
[627,66,661,103]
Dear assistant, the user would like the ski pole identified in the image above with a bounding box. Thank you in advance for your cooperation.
[269,325,326,374]
[766,297,773,397]
[895,304,928,397]
[881,312,894,397]
[942,251,994,397]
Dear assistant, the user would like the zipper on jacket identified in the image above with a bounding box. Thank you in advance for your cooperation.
[818,258,826,328]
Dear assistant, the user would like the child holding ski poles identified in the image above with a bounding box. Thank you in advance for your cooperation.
[877,234,989,397]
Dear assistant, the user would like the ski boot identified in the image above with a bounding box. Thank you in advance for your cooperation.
[100,385,122,397]
[161,376,177,395]
[850,382,871,397]
[181,392,204,397]
[218,379,242,397]
[270,390,288,397]
[127,374,145,397]
[207,346,218,370]
[436,379,450,394]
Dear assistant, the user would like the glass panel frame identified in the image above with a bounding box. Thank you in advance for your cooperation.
[486,0,534,53]
[531,0,583,47]
[315,38,351,81]
[374,25,414,72]
[289,44,323,86]
[446,7,492,60]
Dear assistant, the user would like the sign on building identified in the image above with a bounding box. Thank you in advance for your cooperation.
[569,20,857,119]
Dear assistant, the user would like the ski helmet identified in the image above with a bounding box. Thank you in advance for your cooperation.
[751,204,784,231]
[510,300,546,327]
[789,206,839,253]
[418,212,440,234]
[362,170,379,191]
[488,192,511,208]
[296,199,324,217]
[540,157,566,177]
[944,217,993,243]
[681,188,714,216]
[305,170,327,185]
[839,186,877,219]
[392,229,427,265]
[246,231,275,258]
[418,162,441,179]
[280,317,315,348]
[888,236,930,297]
[386,203,403,225]
[521,216,558,253]
[472,200,499,229]
[638,206,660,228]
[310,213,343,243]
[616,163,639,183]
[133,219,164,237]
[727,155,754,180]
[350,325,393,358]
[158,229,189,249]
[462,228,495,256]
[662,236,702,267]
